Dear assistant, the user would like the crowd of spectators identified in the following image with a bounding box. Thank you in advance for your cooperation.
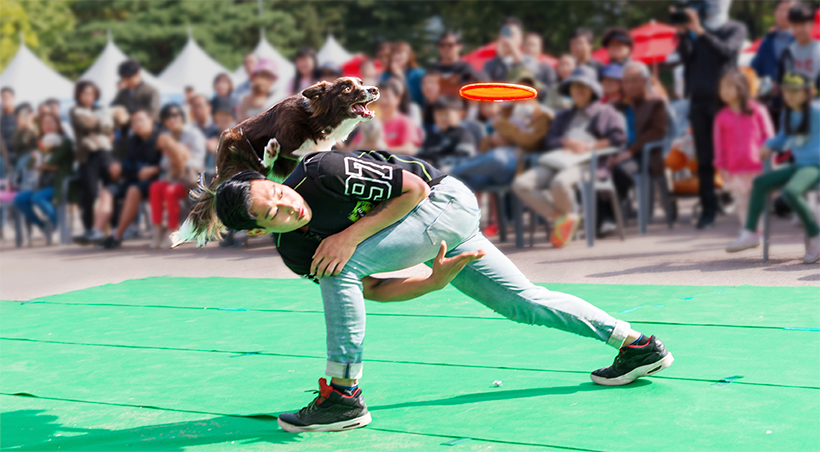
[0,0,818,261]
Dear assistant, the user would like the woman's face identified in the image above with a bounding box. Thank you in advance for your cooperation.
[79,86,97,108]
[248,179,312,233]
[40,115,59,134]
[296,55,315,77]
[391,48,409,68]
[782,86,808,110]
[214,76,232,97]
[570,83,593,107]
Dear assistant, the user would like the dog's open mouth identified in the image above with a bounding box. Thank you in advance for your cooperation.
[351,100,375,119]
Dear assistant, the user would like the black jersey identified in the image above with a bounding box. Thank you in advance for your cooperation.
[273,150,444,280]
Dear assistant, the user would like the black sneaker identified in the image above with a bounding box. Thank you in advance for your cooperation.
[98,235,121,250]
[277,379,372,433]
[591,336,674,386]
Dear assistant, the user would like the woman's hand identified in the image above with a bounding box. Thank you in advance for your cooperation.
[759,145,772,161]
[311,231,358,279]
[429,241,485,289]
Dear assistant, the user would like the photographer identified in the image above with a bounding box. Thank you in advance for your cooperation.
[673,0,747,229]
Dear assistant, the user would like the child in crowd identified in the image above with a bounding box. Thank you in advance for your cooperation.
[545,54,577,112]
[417,95,476,169]
[727,73,820,264]
[420,70,441,135]
[351,78,421,155]
[600,64,624,104]
[713,69,774,230]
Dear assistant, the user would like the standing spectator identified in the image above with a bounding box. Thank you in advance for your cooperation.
[778,3,820,93]
[607,62,670,225]
[11,103,38,179]
[43,98,74,142]
[70,80,119,245]
[211,73,236,118]
[233,53,259,105]
[545,54,577,112]
[420,70,441,135]
[751,0,796,82]
[675,0,747,229]
[713,69,774,229]
[600,64,624,103]
[13,112,74,236]
[1,87,17,172]
[523,32,558,98]
[381,42,426,106]
[417,95,476,168]
[111,59,160,160]
[353,78,421,155]
[602,27,634,66]
[430,31,486,97]
[316,62,343,83]
[237,59,282,122]
[484,18,541,83]
[726,72,820,263]
[189,94,220,173]
[569,28,604,75]
[148,103,206,249]
[100,109,162,249]
[512,66,626,248]
[290,47,319,96]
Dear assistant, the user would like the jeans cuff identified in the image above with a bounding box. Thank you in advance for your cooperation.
[606,320,631,348]
[326,360,363,380]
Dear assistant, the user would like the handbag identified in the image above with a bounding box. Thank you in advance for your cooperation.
[537,149,591,170]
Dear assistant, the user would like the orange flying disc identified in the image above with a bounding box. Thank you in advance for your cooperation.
[459,82,537,102]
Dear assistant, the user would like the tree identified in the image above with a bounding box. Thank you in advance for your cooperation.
[0,0,75,73]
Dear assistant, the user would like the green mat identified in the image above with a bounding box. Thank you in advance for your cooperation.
[1,277,819,451]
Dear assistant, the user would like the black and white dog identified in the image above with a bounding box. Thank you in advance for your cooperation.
[176,77,379,246]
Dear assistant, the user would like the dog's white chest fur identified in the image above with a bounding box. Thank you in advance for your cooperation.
[292,117,363,158]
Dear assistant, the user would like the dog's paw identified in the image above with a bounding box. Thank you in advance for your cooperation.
[262,138,280,168]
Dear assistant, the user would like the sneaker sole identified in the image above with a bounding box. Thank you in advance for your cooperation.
[725,242,760,253]
[277,412,372,433]
[590,353,674,386]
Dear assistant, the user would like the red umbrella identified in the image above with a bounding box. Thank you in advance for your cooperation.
[814,8,820,39]
[341,54,382,78]
[461,41,558,72]
[593,20,678,65]
[744,37,763,54]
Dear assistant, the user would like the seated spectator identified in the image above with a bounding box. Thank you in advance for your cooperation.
[290,47,319,96]
[211,73,236,119]
[232,53,258,105]
[484,17,541,83]
[545,54,577,112]
[352,78,421,155]
[523,32,558,98]
[727,72,820,263]
[430,30,486,97]
[316,62,343,83]
[452,69,552,191]
[601,64,624,103]
[13,112,74,237]
[212,97,236,133]
[381,42,426,106]
[417,95,476,168]
[777,3,820,93]
[148,104,206,249]
[472,101,503,136]
[100,109,162,249]
[70,80,119,245]
[602,27,633,66]
[237,59,283,121]
[11,103,37,178]
[512,66,626,248]
[420,70,442,135]
[569,28,604,75]
[111,59,160,159]
[189,94,220,173]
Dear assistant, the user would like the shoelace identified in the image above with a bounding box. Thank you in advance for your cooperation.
[298,390,325,416]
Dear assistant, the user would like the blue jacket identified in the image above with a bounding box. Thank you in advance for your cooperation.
[766,100,820,167]
[751,29,795,81]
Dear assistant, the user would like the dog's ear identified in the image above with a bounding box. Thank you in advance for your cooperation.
[302,81,331,99]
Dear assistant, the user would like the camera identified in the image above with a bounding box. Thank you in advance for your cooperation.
[669,0,708,25]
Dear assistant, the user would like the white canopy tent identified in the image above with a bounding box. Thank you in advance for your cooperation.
[232,30,294,90]
[80,31,179,105]
[0,36,74,106]
[317,34,353,67]
[159,30,232,96]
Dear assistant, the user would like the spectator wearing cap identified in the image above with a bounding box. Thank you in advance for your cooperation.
[675,0,747,229]
[569,28,605,75]
[417,95,476,168]
[602,27,634,67]
[484,18,542,84]
[290,47,319,96]
[523,32,559,100]
[1,87,17,171]
[111,59,160,160]
[777,3,820,94]
[189,94,220,173]
[512,65,626,248]
[600,64,624,103]
[545,54,577,112]
[381,42,426,106]
[430,30,487,97]
[233,53,259,105]
[211,72,237,119]
[316,62,343,83]
[237,58,283,122]
[751,0,797,83]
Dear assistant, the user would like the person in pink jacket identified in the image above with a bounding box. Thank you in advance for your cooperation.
[713,69,774,230]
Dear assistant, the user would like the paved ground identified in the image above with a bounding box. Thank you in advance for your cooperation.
[2,201,816,301]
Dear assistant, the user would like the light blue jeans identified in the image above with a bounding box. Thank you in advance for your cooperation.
[320,176,630,379]
[449,146,518,191]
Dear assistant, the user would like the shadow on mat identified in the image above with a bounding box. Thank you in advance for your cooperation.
[1,410,300,451]
[370,380,650,412]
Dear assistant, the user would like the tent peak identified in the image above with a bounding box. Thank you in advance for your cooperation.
[107,29,113,43]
